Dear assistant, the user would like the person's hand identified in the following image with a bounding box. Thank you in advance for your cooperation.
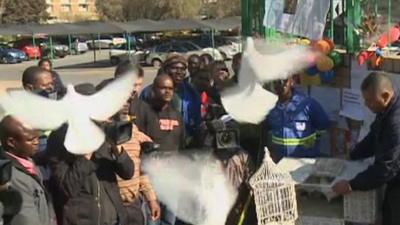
[0,182,9,192]
[148,200,161,221]
[332,180,352,195]
[111,145,123,156]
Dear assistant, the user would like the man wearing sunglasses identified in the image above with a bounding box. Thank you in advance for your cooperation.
[264,76,330,162]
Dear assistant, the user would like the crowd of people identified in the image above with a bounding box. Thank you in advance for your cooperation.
[1,51,400,225]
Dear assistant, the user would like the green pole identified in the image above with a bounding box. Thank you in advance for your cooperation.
[32,35,37,59]
[329,0,334,40]
[345,0,353,53]
[92,36,97,63]
[97,33,101,51]
[211,29,216,59]
[374,0,378,16]
[345,0,361,53]
[388,0,392,49]
[49,36,54,60]
[241,0,252,37]
[68,34,72,55]
[258,0,266,38]
[127,32,131,57]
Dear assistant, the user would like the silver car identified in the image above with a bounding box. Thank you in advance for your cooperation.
[145,41,223,67]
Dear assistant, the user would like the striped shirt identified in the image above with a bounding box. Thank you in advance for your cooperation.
[117,125,157,203]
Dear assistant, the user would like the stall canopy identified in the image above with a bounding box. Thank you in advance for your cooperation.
[0,17,241,36]
[199,16,241,30]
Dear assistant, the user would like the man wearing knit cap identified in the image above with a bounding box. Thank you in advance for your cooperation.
[140,54,201,145]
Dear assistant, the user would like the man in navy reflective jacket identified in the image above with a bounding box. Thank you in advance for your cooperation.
[264,76,330,162]
[333,72,400,225]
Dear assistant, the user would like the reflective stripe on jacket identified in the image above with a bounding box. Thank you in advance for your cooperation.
[265,90,330,161]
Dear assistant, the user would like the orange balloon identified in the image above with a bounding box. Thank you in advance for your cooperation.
[314,40,331,54]
[323,38,335,52]
[316,55,334,72]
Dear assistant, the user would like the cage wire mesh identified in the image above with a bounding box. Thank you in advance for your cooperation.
[250,149,298,225]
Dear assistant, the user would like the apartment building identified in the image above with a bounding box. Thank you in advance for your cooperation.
[46,0,99,23]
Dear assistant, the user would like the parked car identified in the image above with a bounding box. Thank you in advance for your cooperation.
[0,44,27,63]
[37,39,69,58]
[53,36,89,54]
[87,34,126,49]
[145,41,223,67]
[12,39,41,59]
[109,43,145,65]
[189,36,241,60]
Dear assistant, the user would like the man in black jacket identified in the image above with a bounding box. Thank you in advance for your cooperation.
[332,72,400,225]
[46,84,134,225]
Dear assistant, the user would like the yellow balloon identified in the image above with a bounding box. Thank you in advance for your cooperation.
[299,39,311,46]
[316,55,334,72]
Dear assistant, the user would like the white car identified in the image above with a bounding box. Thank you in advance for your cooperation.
[109,44,144,65]
[192,37,242,60]
[87,35,126,49]
[73,41,89,54]
[145,41,223,67]
[217,41,241,60]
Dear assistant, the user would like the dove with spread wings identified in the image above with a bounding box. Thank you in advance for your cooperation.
[221,37,315,124]
[0,72,137,155]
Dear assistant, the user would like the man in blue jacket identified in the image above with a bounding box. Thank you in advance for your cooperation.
[264,76,330,162]
[140,55,201,144]
[333,72,400,225]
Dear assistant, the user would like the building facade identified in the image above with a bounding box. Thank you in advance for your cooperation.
[46,0,99,23]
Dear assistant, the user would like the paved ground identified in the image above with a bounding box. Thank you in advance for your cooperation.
[0,50,158,95]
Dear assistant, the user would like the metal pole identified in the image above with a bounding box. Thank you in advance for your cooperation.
[32,35,37,59]
[127,32,131,57]
[241,0,252,37]
[388,0,392,49]
[258,0,266,38]
[211,29,216,59]
[68,34,72,55]
[92,35,97,63]
[329,0,334,40]
[97,33,101,51]
[49,36,54,60]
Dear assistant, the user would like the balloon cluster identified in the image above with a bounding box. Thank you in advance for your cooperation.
[302,38,342,84]
[358,49,383,69]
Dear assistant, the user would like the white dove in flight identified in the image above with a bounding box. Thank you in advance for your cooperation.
[0,72,137,155]
[221,37,314,124]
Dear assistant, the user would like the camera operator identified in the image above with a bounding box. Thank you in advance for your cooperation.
[112,102,161,225]
[202,111,255,225]
[46,83,134,225]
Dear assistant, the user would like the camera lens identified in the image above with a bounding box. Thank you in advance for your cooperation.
[220,132,232,144]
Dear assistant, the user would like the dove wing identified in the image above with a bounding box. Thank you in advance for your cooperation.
[221,37,313,124]
[221,50,278,124]
[64,117,105,155]
[246,37,312,82]
[0,90,67,130]
[83,71,137,121]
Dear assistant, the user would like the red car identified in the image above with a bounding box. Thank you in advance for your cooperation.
[12,39,41,59]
